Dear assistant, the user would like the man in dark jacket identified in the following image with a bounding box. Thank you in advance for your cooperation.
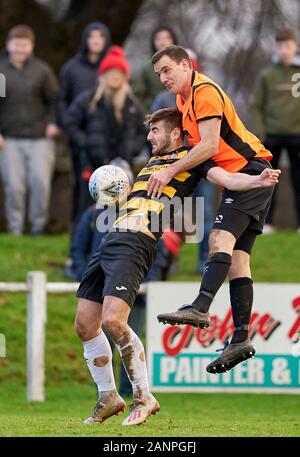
[57,22,111,224]
[0,25,59,235]
[251,28,300,233]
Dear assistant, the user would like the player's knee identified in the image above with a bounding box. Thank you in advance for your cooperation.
[74,314,97,341]
[102,312,126,342]
[74,317,88,340]
[208,230,235,254]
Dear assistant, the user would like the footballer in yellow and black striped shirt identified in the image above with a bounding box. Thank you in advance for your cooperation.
[113,108,279,241]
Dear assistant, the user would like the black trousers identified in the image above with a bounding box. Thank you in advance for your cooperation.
[264,134,300,226]
[69,142,93,229]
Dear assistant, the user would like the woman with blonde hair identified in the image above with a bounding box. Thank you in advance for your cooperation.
[65,46,146,216]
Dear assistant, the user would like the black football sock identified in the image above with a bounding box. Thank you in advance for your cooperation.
[192,252,232,313]
[230,277,253,344]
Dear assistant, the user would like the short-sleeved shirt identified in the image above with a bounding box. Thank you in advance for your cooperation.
[176,71,272,173]
[113,146,212,239]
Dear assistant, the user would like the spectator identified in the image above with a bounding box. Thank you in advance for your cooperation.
[135,26,178,111]
[151,89,176,113]
[251,27,300,233]
[57,22,111,225]
[65,46,147,216]
[0,25,59,235]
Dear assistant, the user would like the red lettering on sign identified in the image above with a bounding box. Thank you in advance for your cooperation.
[249,313,281,340]
[288,296,300,339]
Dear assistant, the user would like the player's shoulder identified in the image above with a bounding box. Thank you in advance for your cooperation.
[192,72,225,100]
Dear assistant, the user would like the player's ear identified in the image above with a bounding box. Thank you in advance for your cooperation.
[172,127,181,140]
[181,58,191,71]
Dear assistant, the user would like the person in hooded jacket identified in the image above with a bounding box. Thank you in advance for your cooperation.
[135,26,178,112]
[57,22,111,224]
[64,46,147,216]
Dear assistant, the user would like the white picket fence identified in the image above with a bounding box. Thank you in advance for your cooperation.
[0,271,145,402]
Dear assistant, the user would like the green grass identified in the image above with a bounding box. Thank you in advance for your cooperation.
[176,230,300,281]
[0,383,299,437]
[0,231,300,282]
[0,232,299,437]
[0,234,69,281]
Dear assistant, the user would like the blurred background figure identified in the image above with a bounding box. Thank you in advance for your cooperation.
[135,25,178,112]
[251,27,300,234]
[65,45,147,218]
[0,25,59,236]
[57,22,111,227]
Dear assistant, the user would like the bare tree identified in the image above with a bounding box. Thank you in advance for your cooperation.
[126,0,300,119]
[0,0,144,72]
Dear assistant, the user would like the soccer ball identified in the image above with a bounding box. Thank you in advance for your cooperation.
[88,165,130,206]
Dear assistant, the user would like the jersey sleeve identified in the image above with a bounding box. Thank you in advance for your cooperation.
[193,85,224,122]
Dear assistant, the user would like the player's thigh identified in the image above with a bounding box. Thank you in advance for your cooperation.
[210,206,252,255]
[75,298,103,339]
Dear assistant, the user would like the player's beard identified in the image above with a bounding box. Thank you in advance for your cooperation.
[153,137,172,156]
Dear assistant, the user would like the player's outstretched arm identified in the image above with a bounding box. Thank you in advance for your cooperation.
[207,167,281,191]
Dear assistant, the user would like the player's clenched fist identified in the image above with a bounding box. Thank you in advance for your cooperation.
[259,168,281,187]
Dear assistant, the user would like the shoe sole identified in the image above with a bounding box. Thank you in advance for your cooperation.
[157,315,209,329]
[123,401,160,426]
[206,348,256,374]
[84,402,126,424]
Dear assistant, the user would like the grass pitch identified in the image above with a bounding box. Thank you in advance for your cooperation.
[0,382,299,437]
[0,232,299,437]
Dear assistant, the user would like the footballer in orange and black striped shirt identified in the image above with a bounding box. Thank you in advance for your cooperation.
[114,108,279,241]
[150,46,281,368]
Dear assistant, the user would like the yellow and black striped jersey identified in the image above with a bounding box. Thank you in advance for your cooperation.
[113,146,214,239]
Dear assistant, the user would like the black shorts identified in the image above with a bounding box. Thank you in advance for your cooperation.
[76,230,157,307]
[212,158,274,248]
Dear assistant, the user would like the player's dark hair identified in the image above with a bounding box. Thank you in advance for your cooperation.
[152,45,192,67]
[275,28,297,43]
[144,108,184,138]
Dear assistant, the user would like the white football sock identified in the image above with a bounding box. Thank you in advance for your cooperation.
[83,332,116,396]
[116,327,150,399]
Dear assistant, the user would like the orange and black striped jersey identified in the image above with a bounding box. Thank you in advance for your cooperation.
[113,147,211,239]
[176,71,272,173]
